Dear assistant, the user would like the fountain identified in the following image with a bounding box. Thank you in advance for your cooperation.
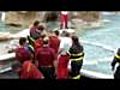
[1,12,5,22]
[0,12,117,79]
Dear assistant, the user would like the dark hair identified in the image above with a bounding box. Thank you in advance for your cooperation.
[71,35,82,47]
[38,25,44,31]
[54,30,59,36]
[33,20,40,26]
[65,32,70,37]
[72,36,79,44]
[71,35,83,53]
[19,37,26,45]
[61,31,70,37]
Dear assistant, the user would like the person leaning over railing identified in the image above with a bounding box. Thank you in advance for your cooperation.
[29,20,40,40]
[28,24,46,47]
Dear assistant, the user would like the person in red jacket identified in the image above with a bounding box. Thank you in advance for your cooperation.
[12,59,44,79]
[20,60,44,79]
[35,37,56,79]
[60,11,69,29]
[49,30,60,54]
[15,37,31,64]
[34,33,47,52]
[49,30,60,75]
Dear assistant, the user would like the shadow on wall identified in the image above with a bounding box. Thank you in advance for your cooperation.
[44,12,59,22]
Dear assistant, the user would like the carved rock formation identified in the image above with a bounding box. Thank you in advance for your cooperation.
[70,11,100,22]
[4,11,100,27]
[5,11,45,27]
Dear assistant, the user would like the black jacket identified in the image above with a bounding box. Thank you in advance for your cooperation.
[111,48,120,70]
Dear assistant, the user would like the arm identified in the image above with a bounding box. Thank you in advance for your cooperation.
[111,58,118,71]
[111,48,120,71]
[51,49,57,75]
[58,39,64,54]
[51,49,56,66]
[35,49,39,67]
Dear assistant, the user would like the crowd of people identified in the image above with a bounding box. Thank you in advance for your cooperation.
[11,19,84,79]
[10,11,120,79]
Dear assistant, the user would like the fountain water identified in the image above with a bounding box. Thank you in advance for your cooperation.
[0,12,5,22]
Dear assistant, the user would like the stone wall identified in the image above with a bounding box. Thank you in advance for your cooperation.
[4,11,100,27]
[5,11,45,27]
[70,11,100,22]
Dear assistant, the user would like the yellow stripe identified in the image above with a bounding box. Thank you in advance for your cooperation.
[115,54,120,60]
[30,37,35,42]
[71,52,84,57]
[71,56,84,61]
[29,45,34,51]
[72,75,81,79]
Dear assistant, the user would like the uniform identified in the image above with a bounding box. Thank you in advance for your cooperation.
[34,38,43,52]
[68,44,84,79]
[49,36,60,54]
[57,37,72,79]
[57,54,70,79]
[35,46,56,79]
[60,11,68,29]
[111,48,120,79]
[15,46,31,64]
[27,35,35,47]
[20,60,44,79]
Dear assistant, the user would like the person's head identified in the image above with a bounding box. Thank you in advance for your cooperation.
[61,31,67,37]
[43,37,49,45]
[71,35,79,44]
[33,20,40,27]
[19,37,27,46]
[38,25,45,31]
[54,30,59,36]
[40,32,47,39]
[48,30,53,36]
[63,31,70,37]
[12,61,22,73]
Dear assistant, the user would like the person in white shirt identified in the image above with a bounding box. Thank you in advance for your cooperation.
[56,31,72,79]
[60,11,69,29]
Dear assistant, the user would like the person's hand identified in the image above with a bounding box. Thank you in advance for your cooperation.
[41,76,45,79]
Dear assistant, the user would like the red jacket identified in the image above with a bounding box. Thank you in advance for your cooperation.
[34,38,43,51]
[49,36,60,54]
[15,47,31,64]
[20,61,44,79]
[35,46,56,67]
[57,55,70,79]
